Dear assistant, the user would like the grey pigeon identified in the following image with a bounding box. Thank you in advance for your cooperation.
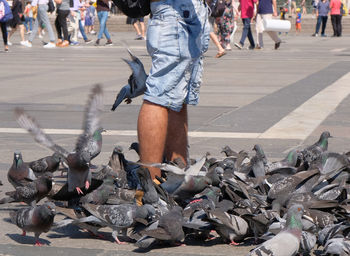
[8,151,36,188]
[83,203,155,244]
[221,146,238,158]
[29,153,62,176]
[206,208,249,245]
[9,202,56,246]
[247,204,309,256]
[301,131,332,164]
[15,84,104,194]
[141,206,185,245]
[323,237,350,256]
[265,149,299,174]
[1,173,53,206]
[137,167,159,205]
[111,49,147,111]
[80,177,116,205]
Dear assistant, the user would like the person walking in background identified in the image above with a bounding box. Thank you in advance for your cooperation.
[84,1,95,34]
[330,0,342,36]
[22,0,56,48]
[0,0,12,51]
[235,0,257,50]
[216,0,234,51]
[54,0,70,47]
[78,0,92,43]
[23,1,33,34]
[295,7,301,34]
[95,0,112,46]
[7,0,26,46]
[312,0,330,37]
[301,0,307,14]
[229,2,239,45]
[68,0,80,45]
[255,0,282,50]
[127,16,146,40]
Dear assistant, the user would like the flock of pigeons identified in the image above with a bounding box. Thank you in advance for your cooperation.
[1,51,349,255]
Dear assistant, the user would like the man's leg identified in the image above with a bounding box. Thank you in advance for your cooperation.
[165,104,188,166]
[138,100,168,180]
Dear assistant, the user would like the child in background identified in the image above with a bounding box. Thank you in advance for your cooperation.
[279,7,288,35]
[295,7,301,34]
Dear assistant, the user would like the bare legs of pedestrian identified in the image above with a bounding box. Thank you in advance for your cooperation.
[137,101,188,180]
[210,32,225,58]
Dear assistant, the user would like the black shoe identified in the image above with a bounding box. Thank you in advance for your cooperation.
[274,41,281,50]
[105,40,113,46]
[94,39,100,46]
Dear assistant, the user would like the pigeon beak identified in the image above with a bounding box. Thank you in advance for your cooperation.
[302,215,314,223]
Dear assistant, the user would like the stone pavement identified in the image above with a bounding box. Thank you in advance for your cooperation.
[0,32,349,255]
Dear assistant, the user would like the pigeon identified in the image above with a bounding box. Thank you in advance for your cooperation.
[28,153,62,176]
[15,84,104,194]
[247,204,310,256]
[80,177,117,205]
[221,146,238,158]
[137,167,159,205]
[322,237,350,255]
[8,151,37,188]
[206,209,249,245]
[111,49,147,111]
[9,202,56,246]
[1,173,53,206]
[82,203,155,244]
[301,131,332,165]
[265,149,299,174]
[140,206,185,245]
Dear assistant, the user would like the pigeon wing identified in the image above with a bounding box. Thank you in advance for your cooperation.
[14,108,69,158]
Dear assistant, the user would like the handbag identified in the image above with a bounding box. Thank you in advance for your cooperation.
[0,0,13,22]
[112,0,150,18]
[48,0,55,13]
[263,19,291,32]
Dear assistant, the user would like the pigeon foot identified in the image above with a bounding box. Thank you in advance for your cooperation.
[21,230,26,236]
[85,180,90,190]
[115,237,127,245]
[229,241,239,246]
[76,187,84,195]
[35,240,43,246]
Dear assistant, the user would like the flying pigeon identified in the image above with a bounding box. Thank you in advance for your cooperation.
[111,49,148,111]
[9,202,56,246]
[15,84,104,194]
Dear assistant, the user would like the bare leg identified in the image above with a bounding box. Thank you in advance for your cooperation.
[19,24,25,41]
[140,21,145,38]
[165,104,188,166]
[133,22,141,35]
[138,101,168,180]
[210,32,225,55]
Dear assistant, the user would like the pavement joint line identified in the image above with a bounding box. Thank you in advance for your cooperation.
[260,72,350,140]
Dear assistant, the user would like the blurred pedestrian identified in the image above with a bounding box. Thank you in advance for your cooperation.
[54,0,70,47]
[312,0,330,37]
[127,16,146,40]
[23,1,33,34]
[330,0,342,36]
[7,0,26,46]
[216,0,234,50]
[295,7,301,34]
[255,0,282,49]
[95,0,112,46]
[68,0,80,45]
[78,0,92,43]
[22,0,56,48]
[84,1,95,34]
[0,0,12,51]
[235,0,257,50]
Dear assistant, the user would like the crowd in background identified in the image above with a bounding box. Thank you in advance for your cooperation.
[0,0,348,52]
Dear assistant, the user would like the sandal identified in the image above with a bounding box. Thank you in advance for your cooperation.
[215,51,226,58]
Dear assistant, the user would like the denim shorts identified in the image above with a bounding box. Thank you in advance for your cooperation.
[144,0,210,112]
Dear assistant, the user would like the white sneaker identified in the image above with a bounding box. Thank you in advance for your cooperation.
[7,41,12,46]
[41,30,45,35]
[22,40,32,47]
[43,42,56,48]
[39,34,43,39]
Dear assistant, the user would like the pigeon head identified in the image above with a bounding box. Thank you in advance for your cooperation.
[253,144,266,161]
[113,145,123,154]
[52,153,62,163]
[319,131,332,149]
[129,142,139,153]
[285,204,305,231]
[13,151,23,168]
[93,127,105,141]
[40,202,56,217]
[137,204,156,220]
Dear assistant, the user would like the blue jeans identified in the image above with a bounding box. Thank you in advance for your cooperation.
[239,18,255,47]
[24,17,33,31]
[315,15,328,35]
[97,11,110,40]
[144,0,209,111]
[79,20,88,41]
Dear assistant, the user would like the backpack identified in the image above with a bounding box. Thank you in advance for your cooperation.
[207,0,225,17]
[47,0,55,13]
[112,0,150,18]
[0,0,13,22]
